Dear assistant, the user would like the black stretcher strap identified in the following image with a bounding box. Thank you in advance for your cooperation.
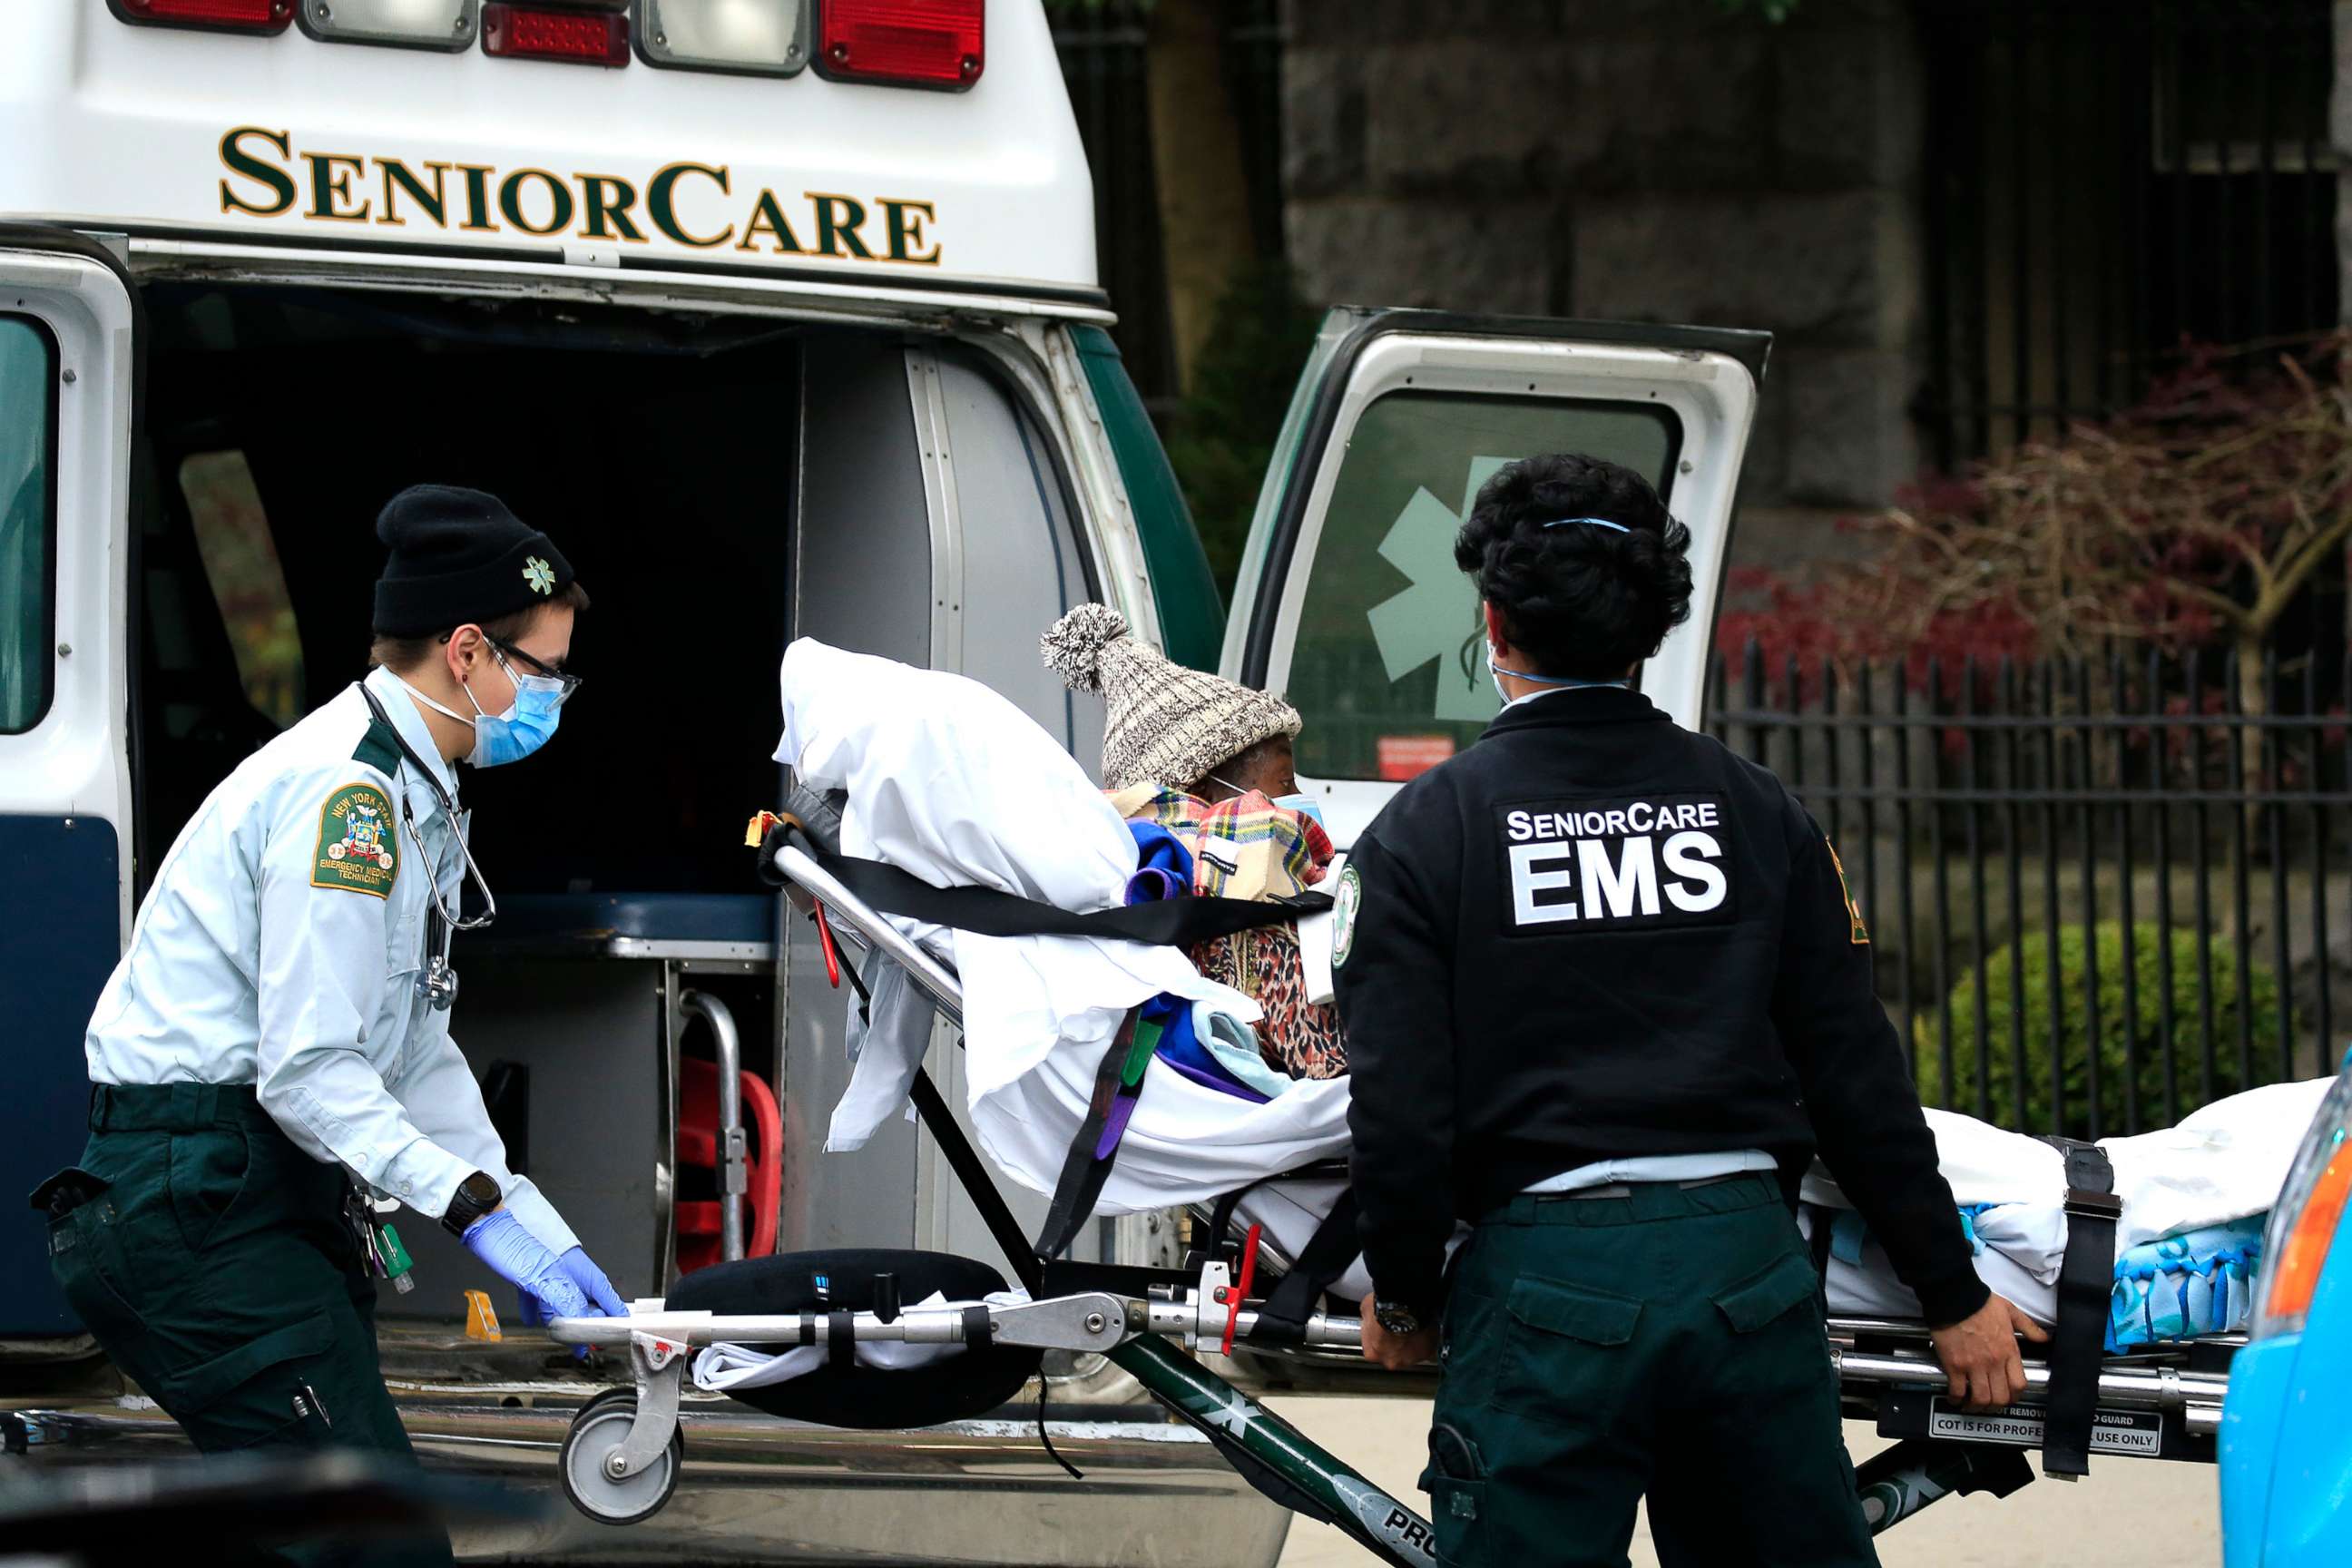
[762,823,1328,946]
[2038,1137,2121,1479]
[1205,1175,1281,1257]
[1032,1010,1142,1263]
[1246,1191,1362,1346]
[906,1067,1044,1296]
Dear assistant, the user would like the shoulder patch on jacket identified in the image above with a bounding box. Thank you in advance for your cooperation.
[1827,838,1868,945]
[353,716,403,780]
[1331,861,1362,968]
[312,782,399,897]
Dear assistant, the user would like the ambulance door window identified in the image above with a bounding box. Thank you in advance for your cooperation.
[180,450,304,730]
[1286,393,1678,783]
[0,317,57,733]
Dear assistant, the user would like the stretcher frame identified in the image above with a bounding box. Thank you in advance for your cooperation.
[546,840,2237,1561]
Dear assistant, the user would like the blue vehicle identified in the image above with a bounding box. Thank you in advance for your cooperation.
[2220,1053,2352,1566]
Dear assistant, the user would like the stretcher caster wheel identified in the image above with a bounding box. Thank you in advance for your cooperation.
[560,1388,683,1525]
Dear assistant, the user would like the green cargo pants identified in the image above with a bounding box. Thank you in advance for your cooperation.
[41,1083,452,1568]
[1422,1172,1877,1568]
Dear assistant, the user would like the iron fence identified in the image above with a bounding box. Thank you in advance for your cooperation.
[1917,0,2338,464]
[1709,644,2349,1140]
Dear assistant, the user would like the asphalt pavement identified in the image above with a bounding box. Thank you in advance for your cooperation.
[1268,1396,2220,1565]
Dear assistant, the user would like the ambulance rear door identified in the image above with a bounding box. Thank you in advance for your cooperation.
[0,227,140,1335]
[1221,309,1769,847]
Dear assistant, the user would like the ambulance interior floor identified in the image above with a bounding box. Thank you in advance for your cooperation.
[1265,1396,2219,1566]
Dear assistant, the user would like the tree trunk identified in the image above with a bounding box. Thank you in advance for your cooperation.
[2237,627,2269,842]
[1146,0,1258,397]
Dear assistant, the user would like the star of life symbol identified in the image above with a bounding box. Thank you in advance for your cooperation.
[523,555,557,595]
[1367,456,1515,721]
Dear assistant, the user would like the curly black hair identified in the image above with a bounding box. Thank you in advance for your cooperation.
[1452,452,1694,681]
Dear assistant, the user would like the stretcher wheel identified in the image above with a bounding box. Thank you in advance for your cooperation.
[559,1388,683,1525]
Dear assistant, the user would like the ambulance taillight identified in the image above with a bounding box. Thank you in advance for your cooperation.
[108,0,296,33]
[815,0,982,90]
[482,0,632,64]
[639,0,808,76]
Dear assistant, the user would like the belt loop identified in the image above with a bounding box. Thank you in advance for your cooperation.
[87,1083,109,1131]
[193,1083,220,1128]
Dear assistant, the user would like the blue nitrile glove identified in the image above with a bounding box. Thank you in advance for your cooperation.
[517,1248,629,1328]
[462,1209,591,1322]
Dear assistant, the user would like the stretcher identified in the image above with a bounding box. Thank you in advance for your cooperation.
[547,831,2239,1563]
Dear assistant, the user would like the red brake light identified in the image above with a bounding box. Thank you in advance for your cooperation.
[818,0,983,90]
[482,3,631,65]
[112,0,295,31]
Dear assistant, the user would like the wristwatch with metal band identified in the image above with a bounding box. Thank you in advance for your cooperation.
[1373,1298,1425,1338]
[440,1170,503,1237]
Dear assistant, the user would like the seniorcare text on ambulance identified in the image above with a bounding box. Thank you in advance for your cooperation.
[216,126,943,263]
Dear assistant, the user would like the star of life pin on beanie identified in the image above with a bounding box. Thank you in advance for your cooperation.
[372,485,574,635]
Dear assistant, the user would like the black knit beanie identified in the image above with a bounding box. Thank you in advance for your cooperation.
[372,485,574,636]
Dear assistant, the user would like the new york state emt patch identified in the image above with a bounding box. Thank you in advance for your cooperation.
[313,782,399,897]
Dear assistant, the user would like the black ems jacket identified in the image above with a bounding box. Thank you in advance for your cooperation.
[1331,686,1987,1327]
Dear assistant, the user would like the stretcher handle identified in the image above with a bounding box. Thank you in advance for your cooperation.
[771,843,965,1027]
[546,1292,1132,1354]
[1831,1343,2228,1412]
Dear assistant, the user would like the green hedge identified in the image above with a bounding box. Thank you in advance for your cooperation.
[1915,922,2292,1137]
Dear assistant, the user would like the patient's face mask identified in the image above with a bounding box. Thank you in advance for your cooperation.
[1272,792,1326,831]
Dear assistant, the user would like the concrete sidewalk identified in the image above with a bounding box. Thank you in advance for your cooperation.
[1269,1396,2218,1565]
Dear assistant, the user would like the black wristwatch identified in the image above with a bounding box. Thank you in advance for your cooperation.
[440,1170,503,1237]
[1373,1298,1426,1337]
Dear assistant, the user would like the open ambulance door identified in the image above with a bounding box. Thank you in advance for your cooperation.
[0,227,141,1336]
[1220,308,1769,848]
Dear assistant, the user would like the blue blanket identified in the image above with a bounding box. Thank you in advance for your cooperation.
[2109,1218,2264,1349]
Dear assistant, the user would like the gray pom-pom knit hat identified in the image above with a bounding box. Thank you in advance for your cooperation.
[1042,603,1302,792]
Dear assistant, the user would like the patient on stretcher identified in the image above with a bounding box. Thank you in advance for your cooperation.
[1045,603,1348,1083]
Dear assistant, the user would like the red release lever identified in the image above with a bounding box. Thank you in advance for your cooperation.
[1220,1223,1263,1357]
[812,901,843,989]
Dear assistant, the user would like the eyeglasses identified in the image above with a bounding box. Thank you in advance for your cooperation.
[487,633,583,708]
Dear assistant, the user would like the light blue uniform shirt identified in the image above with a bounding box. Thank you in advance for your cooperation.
[1502,681,1773,1195]
[83,664,577,1250]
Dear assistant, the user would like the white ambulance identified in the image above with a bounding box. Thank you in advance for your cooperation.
[0,2,1765,1559]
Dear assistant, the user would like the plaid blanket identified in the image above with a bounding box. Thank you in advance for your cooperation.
[1107,785,1333,900]
[1106,785,1346,1079]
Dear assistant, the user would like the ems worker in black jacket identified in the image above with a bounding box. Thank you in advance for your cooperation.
[1332,453,2045,1567]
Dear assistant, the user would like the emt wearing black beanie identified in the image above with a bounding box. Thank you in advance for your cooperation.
[46,485,617,1567]
[372,483,575,636]
[1334,453,2042,1566]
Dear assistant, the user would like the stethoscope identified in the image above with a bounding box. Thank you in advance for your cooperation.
[359,686,497,1010]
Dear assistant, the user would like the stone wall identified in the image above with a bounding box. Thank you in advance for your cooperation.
[2337,0,2352,328]
[1280,0,1926,524]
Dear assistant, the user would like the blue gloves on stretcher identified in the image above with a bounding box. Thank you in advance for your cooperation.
[463,1209,629,1337]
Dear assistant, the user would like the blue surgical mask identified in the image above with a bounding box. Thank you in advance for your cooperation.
[461,654,566,768]
[1272,792,1326,831]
